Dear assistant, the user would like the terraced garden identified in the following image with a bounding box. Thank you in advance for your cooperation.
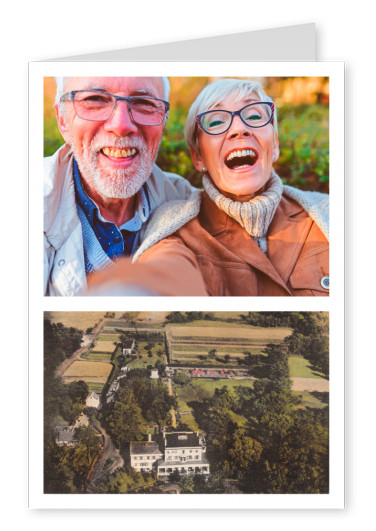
[168,325,291,367]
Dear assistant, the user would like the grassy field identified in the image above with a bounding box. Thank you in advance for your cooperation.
[97,334,121,341]
[288,356,325,379]
[45,311,106,331]
[175,378,255,411]
[292,390,327,410]
[87,382,105,394]
[91,340,117,353]
[62,360,112,383]
[83,352,113,361]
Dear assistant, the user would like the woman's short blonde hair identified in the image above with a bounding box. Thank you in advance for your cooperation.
[185,78,278,155]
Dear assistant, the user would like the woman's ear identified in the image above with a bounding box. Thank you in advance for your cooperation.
[55,103,72,145]
[190,147,206,172]
[272,136,280,162]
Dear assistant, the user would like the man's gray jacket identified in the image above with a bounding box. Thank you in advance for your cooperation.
[44,144,197,296]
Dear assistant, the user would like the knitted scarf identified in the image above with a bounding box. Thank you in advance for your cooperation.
[202,170,283,253]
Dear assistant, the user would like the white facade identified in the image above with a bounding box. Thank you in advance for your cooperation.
[130,432,210,478]
[130,441,163,472]
[86,392,100,408]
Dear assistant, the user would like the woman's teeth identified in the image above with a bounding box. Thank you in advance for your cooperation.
[226,148,257,161]
[102,147,137,158]
[225,149,258,169]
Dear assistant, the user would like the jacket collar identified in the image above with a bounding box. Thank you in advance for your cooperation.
[199,192,313,292]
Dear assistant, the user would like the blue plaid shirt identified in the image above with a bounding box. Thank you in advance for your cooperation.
[73,160,150,259]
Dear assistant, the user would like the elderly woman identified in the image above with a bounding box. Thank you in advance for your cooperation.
[88,79,329,296]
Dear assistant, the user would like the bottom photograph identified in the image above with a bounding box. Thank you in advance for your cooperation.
[44,311,329,495]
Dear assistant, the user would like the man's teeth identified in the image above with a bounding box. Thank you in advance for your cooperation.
[226,149,256,161]
[102,147,137,158]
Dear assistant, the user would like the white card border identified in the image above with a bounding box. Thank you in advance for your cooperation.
[29,61,344,509]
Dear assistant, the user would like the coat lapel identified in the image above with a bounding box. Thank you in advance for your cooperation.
[267,196,313,284]
[199,193,293,294]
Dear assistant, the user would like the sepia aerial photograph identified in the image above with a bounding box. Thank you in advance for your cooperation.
[44,310,329,495]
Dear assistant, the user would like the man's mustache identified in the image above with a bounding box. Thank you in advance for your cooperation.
[89,135,147,153]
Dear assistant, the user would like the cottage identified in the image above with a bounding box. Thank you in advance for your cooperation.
[55,426,77,447]
[122,340,136,357]
[86,391,100,409]
[150,369,159,379]
[74,413,89,428]
[130,438,163,472]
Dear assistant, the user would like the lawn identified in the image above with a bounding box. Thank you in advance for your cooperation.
[175,378,255,412]
[292,391,327,409]
[288,356,325,379]
[45,311,106,331]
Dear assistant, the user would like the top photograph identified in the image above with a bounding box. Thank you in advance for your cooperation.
[44,75,329,297]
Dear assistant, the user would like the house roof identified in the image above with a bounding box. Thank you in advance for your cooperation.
[130,441,162,456]
[164,432,200,449]
[123,340,135,349]
[56,426,76,444]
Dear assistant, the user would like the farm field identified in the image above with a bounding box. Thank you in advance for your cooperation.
[62,360,112,384]
[288,356,325,379]
[172,345,265,354]
[168,325,291,340]
[91,340,117,353]
[83,352,113,361]
[170,354,246,368]
[45,311,106,331]
[97,334,121,341]
[137,311,169,323]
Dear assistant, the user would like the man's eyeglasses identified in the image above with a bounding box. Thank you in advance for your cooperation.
[196,102,275,135]
[60,90,170,126]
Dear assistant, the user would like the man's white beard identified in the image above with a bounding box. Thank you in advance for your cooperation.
[69,133,158,199]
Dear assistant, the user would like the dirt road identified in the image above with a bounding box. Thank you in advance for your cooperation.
[87,424,124,491]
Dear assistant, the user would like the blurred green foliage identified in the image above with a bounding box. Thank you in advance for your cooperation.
[44,112,65,157]
[44,102,329,194]
[275,104,329,193]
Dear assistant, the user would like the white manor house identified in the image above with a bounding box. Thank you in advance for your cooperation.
[130,431,210,478]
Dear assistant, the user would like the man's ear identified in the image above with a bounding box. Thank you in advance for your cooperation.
[190,147,205,172]
[55,103,71,145]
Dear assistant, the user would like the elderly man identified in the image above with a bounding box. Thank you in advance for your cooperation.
[44,76,197,296]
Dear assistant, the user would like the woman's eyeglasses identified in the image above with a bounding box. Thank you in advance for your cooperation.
[196,102,274,135]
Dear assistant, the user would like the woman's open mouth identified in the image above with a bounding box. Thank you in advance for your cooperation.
[224,148,258,170]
